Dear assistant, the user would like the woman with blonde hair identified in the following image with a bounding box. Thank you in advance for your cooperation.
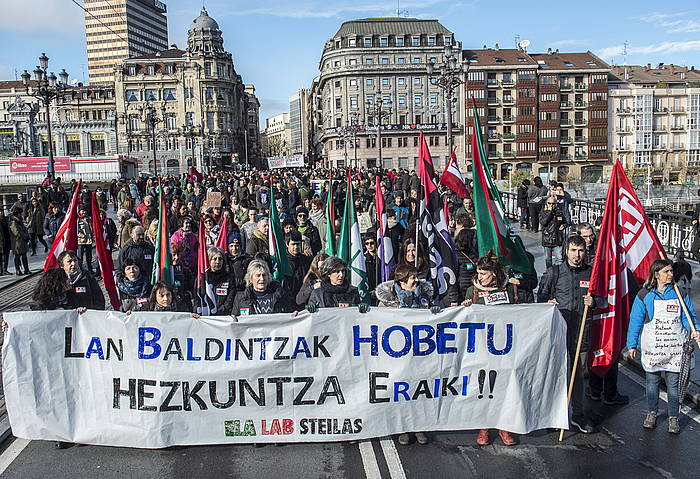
[227,259,294,317]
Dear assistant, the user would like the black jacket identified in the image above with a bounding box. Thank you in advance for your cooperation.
[67,268,106,310]
[539,206,567,247]
[173,264,195,312]
[537,261,607,351]
[298,223,322,255]
[308,281,361,308]
[228,281,294,316]
[516,185,529,208]
[227,252,252,291]
[118,240,155,275]
[286,254,312,300]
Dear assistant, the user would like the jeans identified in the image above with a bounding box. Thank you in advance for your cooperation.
[77,245,94,272]
[519,207,530,227]
[543,245,563,269]
[528,204,542,231]
[646,371,680,417]
[30,233,48,254]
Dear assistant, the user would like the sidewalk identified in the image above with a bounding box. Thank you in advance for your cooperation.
[0,250,49,289]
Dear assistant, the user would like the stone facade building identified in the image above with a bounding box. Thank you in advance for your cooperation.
[608,64,700,184]
[311,17,462,170]
[263,113,291,158]
[289,89,311,158]
[114,8,254,174]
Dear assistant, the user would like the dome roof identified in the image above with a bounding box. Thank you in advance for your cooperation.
[189,7,219,32]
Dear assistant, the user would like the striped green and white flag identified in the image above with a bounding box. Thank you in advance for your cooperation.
[337,170,369,304]
[152,179,174,285]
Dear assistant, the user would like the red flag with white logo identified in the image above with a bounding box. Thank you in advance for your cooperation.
[440,149,470,199]
[588,160,664,376]
[91,192,121,310]
[44,178,82,271]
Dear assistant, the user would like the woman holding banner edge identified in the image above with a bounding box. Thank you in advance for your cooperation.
[626,259,700,434]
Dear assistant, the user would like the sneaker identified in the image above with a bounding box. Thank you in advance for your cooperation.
[414,432,429,445]
[603,394,629,406]
[571,416,596,434]
[585,389,602,402]
[643,412,657,429]
[476,429,491,446]
[498,429,517,446]
[397,433,411,446]
[668,417,680,434]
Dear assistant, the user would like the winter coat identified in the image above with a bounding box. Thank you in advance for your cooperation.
[25,204,46,235]
[77,217,94,245]
[118,240,155,276]
[8,215,29,255]
[227,281,294,317]
[527,184,548,205]
[66,268,106,310]
[43,212,65,240]
[516,185,529,208]
[196,269,235,315]
[227,252,253,291]
[0,217,10,252]
[246,230,269,256]
[297,223,322,255]
[375,280,434,307]
[308,281,361,308]
[465,279,520,305]
[539,206,566,247]
[286,254,312,300]
[170,229,199,270]
[118,218,140,249]
[116,273,152,312]
[173,263,195,312]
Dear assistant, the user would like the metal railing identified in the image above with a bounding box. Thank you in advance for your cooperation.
[501,192,699,260]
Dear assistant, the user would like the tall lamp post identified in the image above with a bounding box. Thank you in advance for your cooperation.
[427,44,468,158]
[21,53,69,180]
[367,90,391,168]
[142,102,164,174]
[181,124,200,170]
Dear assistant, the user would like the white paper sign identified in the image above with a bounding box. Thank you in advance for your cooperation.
[2,305,569,448]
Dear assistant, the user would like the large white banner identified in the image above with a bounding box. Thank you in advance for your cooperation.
[3,304,569,448]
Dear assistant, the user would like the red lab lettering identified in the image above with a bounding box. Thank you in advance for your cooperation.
[579,281,590,289]
[667,304,679,313]
[75,287,86,293]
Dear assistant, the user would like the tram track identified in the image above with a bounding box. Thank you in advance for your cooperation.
[0,272,42,313]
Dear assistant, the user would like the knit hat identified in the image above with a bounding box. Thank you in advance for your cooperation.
[319,256,347,280]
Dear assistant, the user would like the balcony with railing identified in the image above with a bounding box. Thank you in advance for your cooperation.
[574,82,587,90]
[502,115,515,123]
[652,143,667,150]
[616,126,632,133]
[501,79,515,87]
[502,96,515,105]
[671,125,686,131]
[574,136,587,143]
[487,78,499,88]
[560,136,572,145]
[652,124,667,132]
[574,101,587,109]
[488,150,501,158]
[560,101,573,109]
[560,119,573,127]
[487,97,500,106]
[670,106,686,113]
[487,116,501,123]
[574,118,588,126]
[559,82,573,91]
[574,154,588,161]
[617,107,632,114]
[502,150,515,158]
[487,133,502,141]
[502,133,515,141]
[559,153,572,161]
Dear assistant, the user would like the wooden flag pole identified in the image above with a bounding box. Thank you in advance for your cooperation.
[558,303,590,441]
[657,249,697,333]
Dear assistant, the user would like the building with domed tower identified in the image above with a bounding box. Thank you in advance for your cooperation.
[113,7,260,174]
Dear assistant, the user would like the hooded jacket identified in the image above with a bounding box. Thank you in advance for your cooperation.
[375,279,434,307]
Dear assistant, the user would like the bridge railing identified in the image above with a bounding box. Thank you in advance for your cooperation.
[501,192,697,260]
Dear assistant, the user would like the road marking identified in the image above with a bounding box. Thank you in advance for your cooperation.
[620,366,700,424]
[0,438,30,475]
[358,440,382,479]
[379,437,407,479]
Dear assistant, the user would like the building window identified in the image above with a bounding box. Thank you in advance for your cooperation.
[414,95,422,107]
[397,58,406,64]
[366,78,374,86]
[350,97,358,108]
[90,137,105,155]
[163,88,176,101]
[366,58,374,65]
[381,37,388,47]
[349,79,357,87]
[412,37,420,46]
[429,95,437,106]
[349,38,356,47]
[217,63,225,76]
[204,63,211,75]
[398,78,406,85]
[165,64,174,74]
[185,112,194,126]
[364,37,372,47]
[398,95,406,107]
[428,37,435,46]
[127,66,136,76]
[382,78,390,86]
[146,64,155,75]
[166,114,177,130]
[413,77,421,85]
[125,90,139,102]
[349,58,357,65]
[468,71,484,81]
[412,58,421,64]
[444,36,452,45]
[144,89,158,101]
[206,87,213,101]
[381,58,389,64]
[396,37,404,46]
[66,136,81,156]
[206,112,215,130]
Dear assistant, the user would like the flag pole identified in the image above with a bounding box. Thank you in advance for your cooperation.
[657,249,697,333]
[558,303,590,441]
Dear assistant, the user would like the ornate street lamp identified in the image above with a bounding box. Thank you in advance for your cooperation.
[21,53,69,180]
[427,44,469,156]
[141,102,164,174]
[181,124,201,169]
[366,90,392,168]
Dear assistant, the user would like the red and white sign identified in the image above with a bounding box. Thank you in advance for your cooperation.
[10,157,71,173]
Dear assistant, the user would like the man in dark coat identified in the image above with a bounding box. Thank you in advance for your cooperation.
[118,225,155,278]
[59,250,105,310]
[295,207,322,255]
[284,231,312,305]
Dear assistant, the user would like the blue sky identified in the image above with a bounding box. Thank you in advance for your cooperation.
[1,0,700,125]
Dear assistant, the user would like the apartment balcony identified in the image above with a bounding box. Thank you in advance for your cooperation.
[502,133,515,141]
[487,79,500,88]
[616,107,632,114]
[574,154,588,161]
[653,107,668,114]
[487,116,501,123]
[574,82,587,90]
[559,83,573,91]
[488,151,501,158]
[671,125,686,131]
[573,118,588,127]
[487,133,502,141]
[501,79,515,87]
[560,137,573,145]
[559,154,572,161]
[487,97,500,106]
[652,144,667,150]
[502,150,516,158]
[560,101,573,109]
[502,96,515,105]
[652,125,667,132]
[502,115,515,123]
[574,136,587,143]
[616,126,632,133]
[560,119,573,127]
[669,143,685,150]
[574,101,587,109]
[670,107,686,114]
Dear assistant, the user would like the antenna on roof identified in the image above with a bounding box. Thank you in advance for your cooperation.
[518,39,530,52]
[396,0,409,17]
[622,41,629,65]
[514,34,521,49]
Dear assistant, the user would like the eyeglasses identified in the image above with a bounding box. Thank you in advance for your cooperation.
[546,202,556,205]
[297,214,307,218]
[365,241,375,245]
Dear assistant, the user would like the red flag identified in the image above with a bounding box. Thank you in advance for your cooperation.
[91,192,121,310]
[588,160,664,376]
[44,178,82,271]
[189,166,202,183]
[440,150,470,198]
[215,214,228,250]
[197,218,208,289]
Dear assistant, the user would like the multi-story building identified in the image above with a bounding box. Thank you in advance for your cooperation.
[243,85,261,168]
[0,81,118,159]
[263,113,291,157]
[114,8,252,174]
[312,17,461,170]
[289,89,311,157]
[464,47,611,182]
[85,0,169,85]
[608,64,700,183]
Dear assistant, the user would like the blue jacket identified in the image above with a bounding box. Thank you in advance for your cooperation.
[626,285,699,349]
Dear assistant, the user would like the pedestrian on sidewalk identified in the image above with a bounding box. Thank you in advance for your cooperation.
[527,177,548,232]
[8,206,30,275]
[25,197,48,255]
[627,259,700,434]
[539,196,566,269]
[0,209,9,275]
[77,207,95,274]
[517,179,530,228]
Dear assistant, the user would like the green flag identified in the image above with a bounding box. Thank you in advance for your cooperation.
[337,171,369,304]
[324,177,336,256]
[471,102,532,274]
[268,187,292,281]
[152,180,174,285]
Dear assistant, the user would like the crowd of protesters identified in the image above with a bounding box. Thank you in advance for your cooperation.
[12,166,700,448]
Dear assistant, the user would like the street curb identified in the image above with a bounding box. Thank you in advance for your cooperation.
[620,352,700,408]
[0,417,11,445]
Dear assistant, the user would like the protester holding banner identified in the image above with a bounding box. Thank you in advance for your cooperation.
[537,235,607,434]
[461,251,522,445]
[296,252,329,308]
[144,281,189,312]
[30,267,72,311]
[307,256,364,311]
[118,225,155,278]
[227,259,294,318]
[197,246,236,315]
[171,243,195,312]
[116,258,152,312]
[627,259,700,434]
[58,250,105,311]
[170,216,198,271]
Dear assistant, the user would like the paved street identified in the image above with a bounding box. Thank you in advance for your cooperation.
[1,226,699,478]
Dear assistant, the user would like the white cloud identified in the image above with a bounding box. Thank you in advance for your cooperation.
[636,11,700,33]
[0,0,84,36]
[597,40,700,60]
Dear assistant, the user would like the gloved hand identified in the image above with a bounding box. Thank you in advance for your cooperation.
[306,303,318,314]
[430,305,442,315]
[358,303,370,314]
